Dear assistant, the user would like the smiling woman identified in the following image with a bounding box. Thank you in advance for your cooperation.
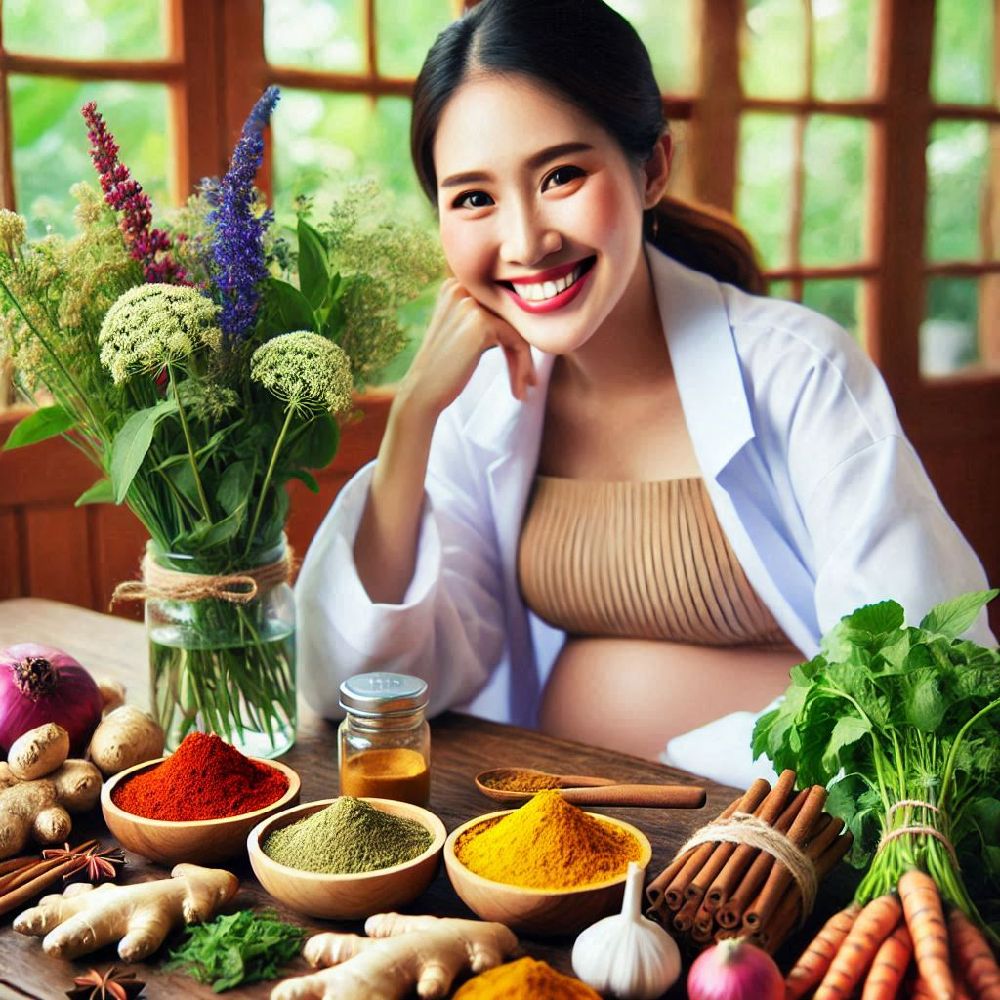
[293,0,994,789]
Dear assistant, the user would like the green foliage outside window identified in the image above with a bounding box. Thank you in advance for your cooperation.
[2,0,993,381]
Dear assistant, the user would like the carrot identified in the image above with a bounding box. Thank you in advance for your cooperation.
[898,869,955,1000]
[948,907,1000,1000]
[861,922,912,1000]
[815,895,902,1000]
[785,903,862,1000]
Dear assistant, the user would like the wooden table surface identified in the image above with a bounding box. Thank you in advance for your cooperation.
[0,599,856,1000]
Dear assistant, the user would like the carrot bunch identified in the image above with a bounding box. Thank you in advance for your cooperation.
[785,871,1000,999]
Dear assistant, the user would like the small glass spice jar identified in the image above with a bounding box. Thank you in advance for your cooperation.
[337,672,431,806]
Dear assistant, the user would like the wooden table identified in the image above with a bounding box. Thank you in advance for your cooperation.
[0,599,856,999]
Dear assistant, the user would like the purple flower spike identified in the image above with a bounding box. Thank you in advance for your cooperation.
[208,86,281,347]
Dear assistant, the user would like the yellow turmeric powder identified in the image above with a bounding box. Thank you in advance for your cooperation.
[453,957,601,999]
[483,771,561,792]
[455,790,643,889]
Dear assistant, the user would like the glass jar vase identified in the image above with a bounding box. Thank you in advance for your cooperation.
[145,537,296,758]
[338,673,431,805]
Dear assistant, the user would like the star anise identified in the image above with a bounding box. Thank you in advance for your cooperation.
[42,843,126,884]
[66,966,145,1000]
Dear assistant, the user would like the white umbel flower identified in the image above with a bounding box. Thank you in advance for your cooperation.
[98,283,221,383]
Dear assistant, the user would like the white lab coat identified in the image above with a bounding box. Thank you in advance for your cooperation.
[296,246,993,787]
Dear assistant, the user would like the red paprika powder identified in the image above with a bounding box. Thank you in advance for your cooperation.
[111,731,289,821]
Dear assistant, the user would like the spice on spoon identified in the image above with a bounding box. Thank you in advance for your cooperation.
[480,771,563,792]
[263,796,433,874]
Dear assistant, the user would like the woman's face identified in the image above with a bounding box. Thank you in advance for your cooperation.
[433,73,660,355]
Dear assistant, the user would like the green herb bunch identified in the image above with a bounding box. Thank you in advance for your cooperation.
[166,909,305,992]
[0,90,441,753]
[752,590,1000,934]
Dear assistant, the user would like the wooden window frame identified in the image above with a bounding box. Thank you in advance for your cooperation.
[0,0,996,429]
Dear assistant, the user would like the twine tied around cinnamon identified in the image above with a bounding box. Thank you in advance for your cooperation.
[875,799,959,869]
[675,811,819,923]
[110,550,294,608]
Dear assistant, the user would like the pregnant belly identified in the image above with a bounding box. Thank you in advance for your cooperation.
[538,636,803,760]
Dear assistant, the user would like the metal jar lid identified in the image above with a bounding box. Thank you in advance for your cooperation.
[339,672,429,717]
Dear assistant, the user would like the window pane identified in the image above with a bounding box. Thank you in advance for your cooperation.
[813,0,873,101]
[606,0,697,93]
[743,0,807,98]
[11,77,170,239]
[736,113,797,269]
[801,115,867,265]
[2,0,164,59]
[265,0,365,73]
[271,89,428,219]
[921,277,980,375]
[931,0,994,106]
[767,279,796,301]
[376,0,454,77]
[802,279,862,340]
[926,120,991,262]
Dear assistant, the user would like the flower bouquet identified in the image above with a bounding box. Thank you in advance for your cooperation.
[0,87,441,756]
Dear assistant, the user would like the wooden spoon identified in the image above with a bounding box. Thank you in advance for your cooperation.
[475,767,706,809]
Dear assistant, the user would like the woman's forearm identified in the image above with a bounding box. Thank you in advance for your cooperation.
[353,388,440,604]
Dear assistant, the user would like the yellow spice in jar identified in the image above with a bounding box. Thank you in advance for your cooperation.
[454,790,643,889]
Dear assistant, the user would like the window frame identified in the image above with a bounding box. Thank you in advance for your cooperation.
[0,0,996,424]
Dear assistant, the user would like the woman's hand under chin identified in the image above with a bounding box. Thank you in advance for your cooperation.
[399,277,536,417]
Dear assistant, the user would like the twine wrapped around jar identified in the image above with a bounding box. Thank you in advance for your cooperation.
[110,550,294,608]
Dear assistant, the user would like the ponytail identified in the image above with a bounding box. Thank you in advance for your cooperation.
[646,195,766,296]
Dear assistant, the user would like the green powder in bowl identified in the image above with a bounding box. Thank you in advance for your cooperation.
[263,796,433,874]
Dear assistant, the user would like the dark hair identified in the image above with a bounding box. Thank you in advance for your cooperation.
[410,0,765,295]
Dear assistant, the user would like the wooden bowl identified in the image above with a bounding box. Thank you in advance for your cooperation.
[101,756,300,865]
[247,797,447,920]
[443,809,652,937]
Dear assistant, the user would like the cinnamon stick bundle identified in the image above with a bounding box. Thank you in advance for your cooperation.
[644,772,854,954]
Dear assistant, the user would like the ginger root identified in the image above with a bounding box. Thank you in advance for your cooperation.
[270,913,519,1000]
[0,725,102,857]
[8,723,70,780]
[13,862,239,961]
[87,704,164,777]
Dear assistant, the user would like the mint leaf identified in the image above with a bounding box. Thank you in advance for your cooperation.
[845,599,905,635]
[822,716,872,772]
[920,590,998,639]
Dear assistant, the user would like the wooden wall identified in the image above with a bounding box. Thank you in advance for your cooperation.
[1,394,997,637]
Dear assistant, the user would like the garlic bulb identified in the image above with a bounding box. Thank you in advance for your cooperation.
[571,861,682,999]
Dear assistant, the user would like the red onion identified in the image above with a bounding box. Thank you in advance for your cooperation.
[687,938,784,1000]
[0,643,104,755]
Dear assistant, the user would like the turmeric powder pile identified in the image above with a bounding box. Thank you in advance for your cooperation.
[455,790,643,889]
[453,957,601,999]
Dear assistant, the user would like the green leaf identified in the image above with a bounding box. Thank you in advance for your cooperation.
[822,715,872,771]
[902,669,946,731]
[282,469,320,493]
[920,590,998,638]
[110,400,177,503]
[74,477,114,507]
[297,218,329,309]
[2,403,76,450]
[166,461,201,509]
[322,297,346,341]
[218,460,253,516]
[844,599,905,636]
[267,277,316,333]
[288,412,339,469]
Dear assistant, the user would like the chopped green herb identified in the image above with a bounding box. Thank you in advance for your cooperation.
[752,590,1000,933]
[165,909,305,992]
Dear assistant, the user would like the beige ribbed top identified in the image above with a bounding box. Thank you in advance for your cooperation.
[518,476,788,646]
